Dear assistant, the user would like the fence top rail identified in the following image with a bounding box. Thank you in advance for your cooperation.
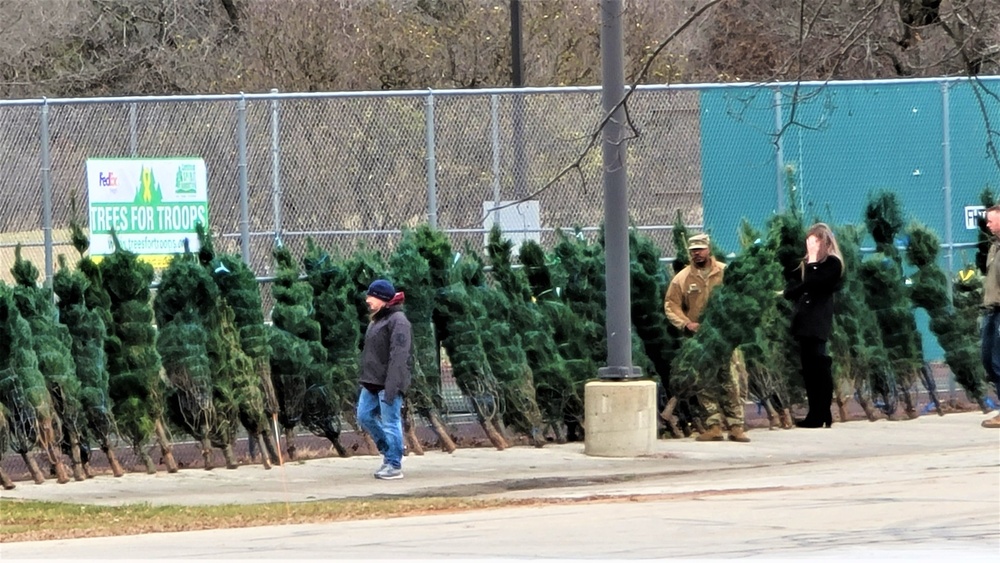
[1,76,997,108]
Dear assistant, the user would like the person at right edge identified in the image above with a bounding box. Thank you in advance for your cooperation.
[783,223,844,428]
[978,206,1000,429]
[358,279,414,479]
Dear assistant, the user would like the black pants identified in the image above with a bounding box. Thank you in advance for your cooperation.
[798,336,833,423]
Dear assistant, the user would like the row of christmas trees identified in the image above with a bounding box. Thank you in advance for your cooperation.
[0,183,993,487]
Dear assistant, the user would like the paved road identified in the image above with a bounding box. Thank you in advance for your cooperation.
[2,412,998,560]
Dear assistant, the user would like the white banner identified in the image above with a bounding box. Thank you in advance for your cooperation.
[85,158,209,267]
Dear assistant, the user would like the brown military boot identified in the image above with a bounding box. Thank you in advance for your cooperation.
[695,424,724,442]
[728,424,751,443]
[982,414,1000,428]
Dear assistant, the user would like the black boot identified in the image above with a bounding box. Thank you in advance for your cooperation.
[817,356,834,428]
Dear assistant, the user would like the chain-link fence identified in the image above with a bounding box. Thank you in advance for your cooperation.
[2,77,999,353]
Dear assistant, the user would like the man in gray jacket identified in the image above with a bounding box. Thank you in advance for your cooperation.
[358,279,413,479]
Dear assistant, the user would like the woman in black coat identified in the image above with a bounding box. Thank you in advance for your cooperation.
[783,223,844,428]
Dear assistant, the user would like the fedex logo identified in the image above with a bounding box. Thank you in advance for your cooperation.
[99,172,118,187]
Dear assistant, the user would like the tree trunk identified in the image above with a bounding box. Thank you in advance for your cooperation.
[835,394,850,423]
[260,430,282,465]
[67,431,87,481]
[21,452,45,484]
[857,393,879,422]
[283,426,297,461]
[901,389,919,419]
[421,409,457,453]
[402,401,424,455]
[222,444,239,469]
[762,398,780,430]
[0,467,15,489]
[154,418,179,472]
[100,439,125,477]
[200,437,214,470]
[39,421,70,484]
[139,450,156,474]
[255,433,272,470]
[780,408,794,430]
[477,409,507,450]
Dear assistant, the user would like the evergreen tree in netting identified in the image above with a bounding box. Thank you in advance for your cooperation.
[658,210,704,435]
[672,220,783,418]
[952,263,993,410]
[459,241,546,446]
[750,178,806,429]
[732,218,797,430]
[829,224,893,422]
[628,228,683,436]
[10,246,88,481]
[388,229,457,453]
[197,226,280,467]
[268,245,326,460]
[295,239,353,458]
[0,283,69,484]
[52,253,124,478]
[431,241,508,449]
[860,191,924,418]
[487,226,581,443]
[518,238,593,440]
[155,245,236,469]
[102,231,179,473]
[0,403,15,489]
[906,222,985,411]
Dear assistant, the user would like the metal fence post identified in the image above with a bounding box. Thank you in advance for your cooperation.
[773,87,785,211]
[128,102,138,157]
[491,94,501,223]
[237,94,251,265]
[270,88,283,246]
[425,90,438,229]
[940,80,954,305]
[40,99,54,285]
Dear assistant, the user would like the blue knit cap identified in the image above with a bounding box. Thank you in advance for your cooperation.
[367,279,396,302]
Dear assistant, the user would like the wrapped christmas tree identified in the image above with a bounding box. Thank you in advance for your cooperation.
[0,403,15,489]
[425,233,507,450]
[517,239,592,441]
[197,225,280,467]
[628,228,683,436]
[829,224,892,422]
[101,230,179,473]
[458,242,545,446]
[268,245,326,460]
[388,229,456,453]
[52,252,124,478]
[10,246,87,480]
[0,282,69,483]
[155,243,236,469]
[487,226,580,443]
[859,191,924,418]
[907,222,983,411]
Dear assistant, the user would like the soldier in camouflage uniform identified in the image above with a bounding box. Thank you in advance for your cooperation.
[664,233,750,443]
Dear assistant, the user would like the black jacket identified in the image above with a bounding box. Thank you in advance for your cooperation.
[783,255,843,341]
[360,304,413,403]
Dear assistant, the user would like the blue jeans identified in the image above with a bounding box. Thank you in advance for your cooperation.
[981,310,1000,400]
[356,388,404,469]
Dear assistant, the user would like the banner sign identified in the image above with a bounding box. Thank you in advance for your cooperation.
[965,205,986,230]
[85,158,209,267]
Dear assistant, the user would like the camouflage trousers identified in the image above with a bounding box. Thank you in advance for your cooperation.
[698,347,750,428]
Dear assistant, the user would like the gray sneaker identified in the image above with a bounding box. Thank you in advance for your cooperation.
[373,463,390,477]
[375,465,403,480]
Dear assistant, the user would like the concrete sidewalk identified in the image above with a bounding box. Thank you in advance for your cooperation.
[2,411,997,507]
[2,412,998,560]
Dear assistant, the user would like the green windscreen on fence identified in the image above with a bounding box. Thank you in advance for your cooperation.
[700,78,1000,361]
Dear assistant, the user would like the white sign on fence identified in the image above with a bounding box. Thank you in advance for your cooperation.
[482,200,541,256]
[85,158,209,268]
[965,205,986,230]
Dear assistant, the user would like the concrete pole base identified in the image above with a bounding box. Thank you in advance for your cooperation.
[584,379,657,457]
